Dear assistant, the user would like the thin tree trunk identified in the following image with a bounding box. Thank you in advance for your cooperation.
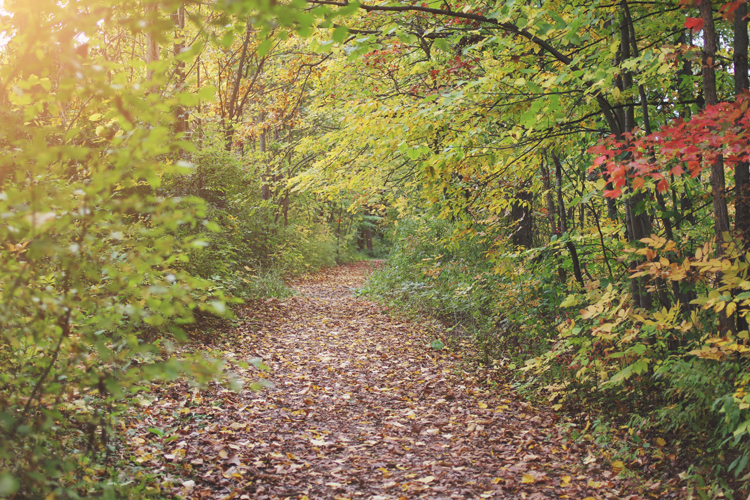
[623,0,672,309]
[511,188,533,248]
[700,0,732,332]
[225,24,252,150]
[618,0,652,309]
[145,3,159,81]
[734,1,750,332]
[172,4,187,134]
[700,1,731,248]
[260,128,270,200]
[735,0,750,246]
[552,152,584,286]
[541,161,556,234]
[674,32,698,228]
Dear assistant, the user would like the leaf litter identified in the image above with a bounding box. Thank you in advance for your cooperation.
[121,262,670,499]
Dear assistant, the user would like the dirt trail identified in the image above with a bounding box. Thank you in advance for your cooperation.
[126,262,650,499]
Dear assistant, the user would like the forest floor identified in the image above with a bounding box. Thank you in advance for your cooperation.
[122,261,679,500]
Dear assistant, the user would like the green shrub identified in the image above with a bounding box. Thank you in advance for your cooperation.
[0,4,232,495]
[364,214,563,365]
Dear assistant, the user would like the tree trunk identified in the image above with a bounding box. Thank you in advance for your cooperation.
[735,0,750,246]
[734,1,750,333]
[701,0,732,332]
[623,0,672,309]
[260,129,271,201]
[145,3,159,81]
[172,4,187,134]
[510,188,533,249]
[700,1,731,248]
[618,0,652,309]
[552,152,585,286]
[541,161,556,234]
[224,25,252,150]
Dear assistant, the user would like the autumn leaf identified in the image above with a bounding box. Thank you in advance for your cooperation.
[684,17,704,31]
[119,263,656,498]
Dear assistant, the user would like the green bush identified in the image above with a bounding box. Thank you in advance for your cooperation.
[364,214,563,364]
[0,4,232,495]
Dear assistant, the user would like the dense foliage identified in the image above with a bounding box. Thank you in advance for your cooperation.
[4,0,750,496]
[0,0,369,496]
[303,0,750,495]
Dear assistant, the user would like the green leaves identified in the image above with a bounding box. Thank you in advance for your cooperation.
[332,26,349,43]
[0,473,19,497]
[0,0,238,495]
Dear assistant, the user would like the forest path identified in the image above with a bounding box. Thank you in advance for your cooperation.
[127,262,649,500]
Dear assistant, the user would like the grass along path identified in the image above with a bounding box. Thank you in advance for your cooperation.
[122,261,666,499]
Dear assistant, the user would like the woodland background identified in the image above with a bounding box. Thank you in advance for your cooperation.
[2,0,750,497]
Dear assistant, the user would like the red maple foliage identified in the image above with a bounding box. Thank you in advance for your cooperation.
[589,96,750,198]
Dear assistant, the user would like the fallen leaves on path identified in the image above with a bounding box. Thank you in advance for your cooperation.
[122,262,665,499]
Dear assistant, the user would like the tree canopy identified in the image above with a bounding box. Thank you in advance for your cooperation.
[3,0,750,496]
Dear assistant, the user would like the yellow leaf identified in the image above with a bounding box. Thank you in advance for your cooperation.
[88,113,102,122]
[478,402,488,409]
[587,479,601,488]
[727,302,737,317]
[656,437,667,447]
[521,473,535,484]
[560,475,572,486]
[612,460,625,471]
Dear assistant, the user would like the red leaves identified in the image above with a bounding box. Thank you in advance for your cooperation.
[720,0,747,21]
[681,0,745,22]
[604,188,622,199]
[591,97,750,198]
[684,17,704,31]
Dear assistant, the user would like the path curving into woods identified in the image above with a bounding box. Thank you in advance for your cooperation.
[124,262,667,499]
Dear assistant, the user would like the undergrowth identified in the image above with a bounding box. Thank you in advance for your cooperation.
[364,212,750,497]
